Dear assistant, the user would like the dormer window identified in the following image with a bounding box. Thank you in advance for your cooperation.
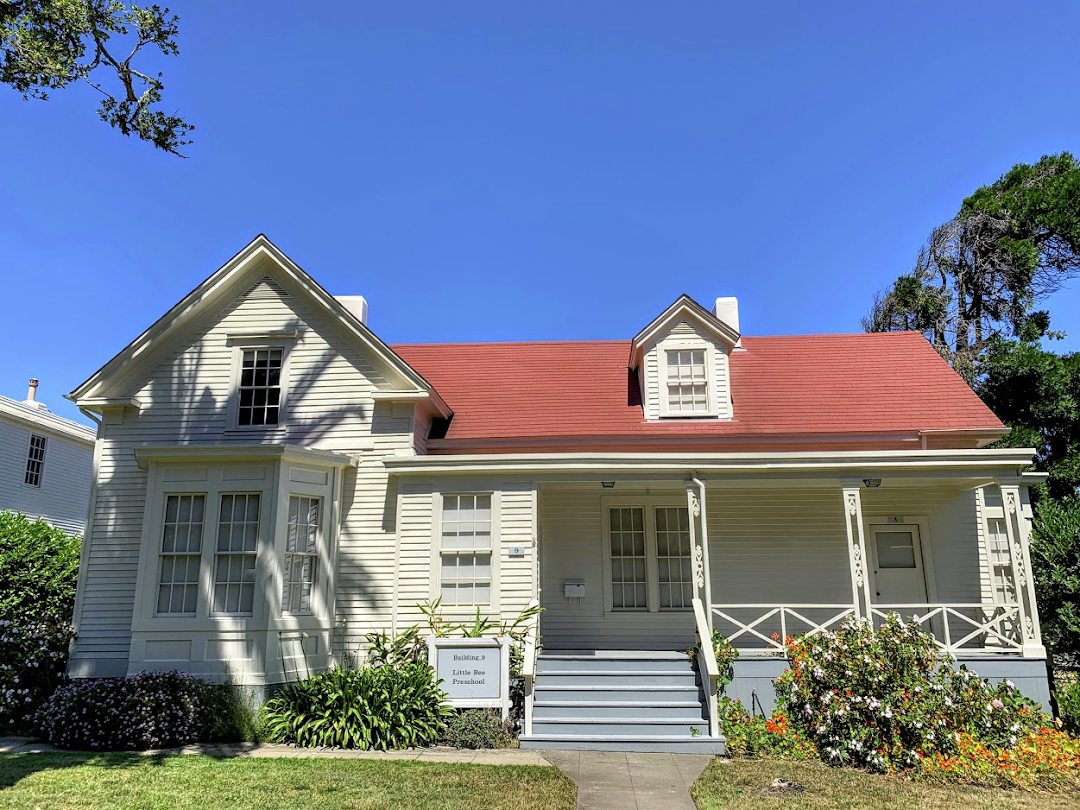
[665,349,709,415]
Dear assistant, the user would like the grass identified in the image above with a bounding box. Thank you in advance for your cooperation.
[691,758,1080,810]
[0,752,576,810]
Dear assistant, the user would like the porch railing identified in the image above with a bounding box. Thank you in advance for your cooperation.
[692,598,720,738]
[869,604,1023,653]
[711,603,1025,656]
[520,598,540,737]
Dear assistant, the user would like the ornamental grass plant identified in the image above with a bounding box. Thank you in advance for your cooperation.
[261,663,451,750]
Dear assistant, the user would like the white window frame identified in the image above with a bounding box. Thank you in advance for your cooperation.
[23,433,47,488]
[225,336,295,431]
[135,464,275,625]
[431,490,501,613]
[601,495,694,614]
[659,339,717,418]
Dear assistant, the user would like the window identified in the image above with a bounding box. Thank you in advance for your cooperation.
[157,494,205,615]
[665,349,709,414]
[284,495,319,614]
[24,434,47,487]
[213,493,260,614]
[609,507,647,609]
[655,507,694,609]
[607,503,694,612]
[237,348,283,426]
[440,494,492,606]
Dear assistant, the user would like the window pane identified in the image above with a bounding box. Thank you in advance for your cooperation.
[876,532,917,569]
[283,495,319,614]
[237,348,283,426]
[157,494,205,615]
[24,434,47,487]
[609,507,647,610]
[213,493,260,615]
[656,506,694,609]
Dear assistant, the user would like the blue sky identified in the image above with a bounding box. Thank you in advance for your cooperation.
[2,1,1078,426]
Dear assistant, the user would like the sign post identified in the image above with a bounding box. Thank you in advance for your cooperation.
[428,635,511,720]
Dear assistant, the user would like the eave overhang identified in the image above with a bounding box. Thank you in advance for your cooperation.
[133,443,359,470]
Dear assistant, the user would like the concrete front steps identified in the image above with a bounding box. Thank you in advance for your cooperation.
[519,650,726,754]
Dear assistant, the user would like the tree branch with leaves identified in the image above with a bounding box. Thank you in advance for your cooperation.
[1,0,192,155]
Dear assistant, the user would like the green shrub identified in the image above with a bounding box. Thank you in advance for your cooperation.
[0,511,80,732]
[775,614,1044,771]
[262,664,450,749]
[718,697,816,759]
[440,709,514,749]
[34,671,243,750]
[1053,676,1080,735]
[364,627,426,667]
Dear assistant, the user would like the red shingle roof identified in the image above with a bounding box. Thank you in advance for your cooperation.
[390,332,1004,447]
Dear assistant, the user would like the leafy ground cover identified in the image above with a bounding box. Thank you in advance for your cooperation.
[0,753,575,810]
[691,758,1080,810]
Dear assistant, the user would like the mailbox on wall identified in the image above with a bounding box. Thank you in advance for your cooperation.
[564,579,586,598]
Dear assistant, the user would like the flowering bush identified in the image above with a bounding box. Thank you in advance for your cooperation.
[918,728,1080,789]
[34,671,230,750]
[719,697,817,759]
[0,512,80,732]
[774,614,1044,772]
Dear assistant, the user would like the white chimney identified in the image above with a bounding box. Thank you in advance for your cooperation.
[336,296,368,325]
[712,297,741,347]
[22,378,48,411]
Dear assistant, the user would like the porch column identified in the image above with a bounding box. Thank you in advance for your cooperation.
[997,478,1045,658]
[840,481,872,618]
[685,482,713,631]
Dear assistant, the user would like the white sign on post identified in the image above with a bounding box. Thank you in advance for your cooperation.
[428,635,511,719]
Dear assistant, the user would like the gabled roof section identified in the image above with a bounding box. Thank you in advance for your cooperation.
[68,235,450,417]
[0,395,96,445]
[629,294,740,368]
[392,332,1008,450]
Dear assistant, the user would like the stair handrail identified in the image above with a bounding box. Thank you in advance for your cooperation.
[693,597,720,738]
[521,598,540,737]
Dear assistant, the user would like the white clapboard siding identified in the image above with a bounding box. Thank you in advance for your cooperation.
[69,265,414,676]
[0,410,94,536]
[392,479,537,640]
[641,319,732,421]
[538,482,986,651]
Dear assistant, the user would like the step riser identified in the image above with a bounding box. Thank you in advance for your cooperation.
[520,738,726,754]
[533,704,704,719]
[531,721,708,736]
[537,673,699,687]
[537,658,695,673]
[535,687,700,702]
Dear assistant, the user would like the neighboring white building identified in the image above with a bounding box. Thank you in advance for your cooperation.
[0,380,96,536]
[65,236,1051,752]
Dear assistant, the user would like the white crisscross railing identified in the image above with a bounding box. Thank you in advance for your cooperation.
[710,603,1025,655]
[711,604,854,653]
[869,604,1023,653]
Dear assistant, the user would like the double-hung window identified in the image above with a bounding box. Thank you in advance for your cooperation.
[157,494,205,615]
[154,490,262,617]
[665,349,709,415]
[24,434,47,487]
[237,348,283,426]
[284,495,319,614]
[607,503,694,612]
[439,494,492,606]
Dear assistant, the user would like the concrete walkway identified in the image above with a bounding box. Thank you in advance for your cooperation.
[543,750,710,810]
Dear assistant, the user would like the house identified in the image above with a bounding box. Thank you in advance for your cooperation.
[66,235,1050,753]
[1,380,95,536]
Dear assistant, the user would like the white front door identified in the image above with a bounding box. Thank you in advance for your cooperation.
[868,524,928,606]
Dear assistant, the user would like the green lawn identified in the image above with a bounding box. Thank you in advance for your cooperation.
[692,758,1080,810]
[0,752,576,810]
